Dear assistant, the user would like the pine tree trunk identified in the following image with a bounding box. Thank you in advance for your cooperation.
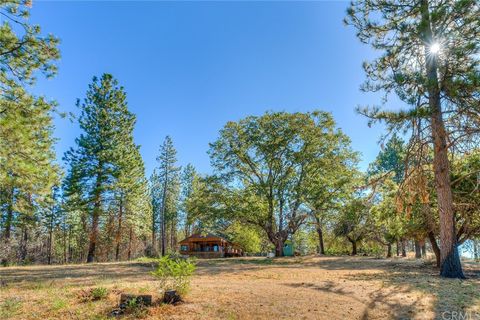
[115,198,123,261]
[3,187,14,243]
[316,226,325,255]
[160,171,168,256]
[20,227,28,262]
[127,226,133,260]
[396,241,400,256]
[63,223,67,264]
[87,166,104,264]
[151,202,156,255]
[420,0,464,279]
[401,238,406,257]
[47,221,54,265]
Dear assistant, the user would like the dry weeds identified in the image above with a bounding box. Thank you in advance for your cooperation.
[0,256,478,319]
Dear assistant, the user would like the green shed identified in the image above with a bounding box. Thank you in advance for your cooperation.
[283,241,294,256]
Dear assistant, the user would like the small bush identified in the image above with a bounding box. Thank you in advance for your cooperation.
[151,255,196,296]
[0,297,22,317]
[91,287,108,300]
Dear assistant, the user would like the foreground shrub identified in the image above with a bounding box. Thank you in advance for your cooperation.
[151,255,196,296]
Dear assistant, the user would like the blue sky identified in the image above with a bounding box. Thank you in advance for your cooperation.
[30,1,390,177]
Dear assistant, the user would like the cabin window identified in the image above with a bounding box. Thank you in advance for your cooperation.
[213,245,218,252]
[180,245,189,251]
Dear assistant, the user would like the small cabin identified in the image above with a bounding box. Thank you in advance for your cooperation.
[179,233,243,258]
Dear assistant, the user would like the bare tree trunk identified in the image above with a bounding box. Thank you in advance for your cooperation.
[396,241,400,256]
[420,0,464,279]
[401,238,406,257]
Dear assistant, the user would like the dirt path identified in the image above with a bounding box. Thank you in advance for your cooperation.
[0,256,478,319]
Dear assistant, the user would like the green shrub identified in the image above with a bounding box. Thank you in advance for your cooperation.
[0,298,22,317]
[91,287,108,300]
[151,255,196,296]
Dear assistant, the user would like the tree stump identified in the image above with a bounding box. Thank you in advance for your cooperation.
[163,290,181,304]
[119,294,152,309]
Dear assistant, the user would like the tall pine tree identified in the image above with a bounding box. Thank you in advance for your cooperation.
[63,74,146,263]
[346,0,479,278]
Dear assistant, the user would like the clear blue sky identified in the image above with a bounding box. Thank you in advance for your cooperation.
[30,1,390,177]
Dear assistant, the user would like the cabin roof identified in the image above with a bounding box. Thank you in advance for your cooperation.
[179,233,230,244]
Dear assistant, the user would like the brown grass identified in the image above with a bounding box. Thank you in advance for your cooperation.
[0,256,478,319]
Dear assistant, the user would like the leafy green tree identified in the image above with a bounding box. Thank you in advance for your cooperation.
[303,135,359,255]
[64,74,140,263]
[209,111,349,256]
[346,0,479,278]
[334,196,371,255]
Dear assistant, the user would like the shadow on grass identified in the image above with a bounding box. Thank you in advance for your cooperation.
[0,262,157,287]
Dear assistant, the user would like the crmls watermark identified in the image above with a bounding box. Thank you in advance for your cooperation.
[442,311,480,320]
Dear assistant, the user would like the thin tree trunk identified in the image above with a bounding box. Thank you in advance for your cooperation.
[47,221,54,265]
[274,238,284,257]
[351,241,357,256]
[160,173,168,256]
[20,227,28,262]
[115,197,123,261]
[87,174,102,263]
[387,243,392,258]
[473,240,478,261]
[401,238,406,257]
[420,0,464,279]
[428,231,441,268]
[316,226,325,255]
[127,226,133,260]
[415,241,422,259]
[3,186,14,242]
[63,222,67,264]
[396,241,400,256]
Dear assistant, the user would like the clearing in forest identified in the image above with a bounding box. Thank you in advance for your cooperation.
[0,256,479,320]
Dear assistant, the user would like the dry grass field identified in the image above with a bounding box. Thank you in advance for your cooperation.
[0,256,479,320]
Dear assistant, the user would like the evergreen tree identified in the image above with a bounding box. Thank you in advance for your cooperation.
[180,164,197,238]
[63,74,142,263]
[0,0,60,265]
[153,136,181,256]
[346,0,479,278]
